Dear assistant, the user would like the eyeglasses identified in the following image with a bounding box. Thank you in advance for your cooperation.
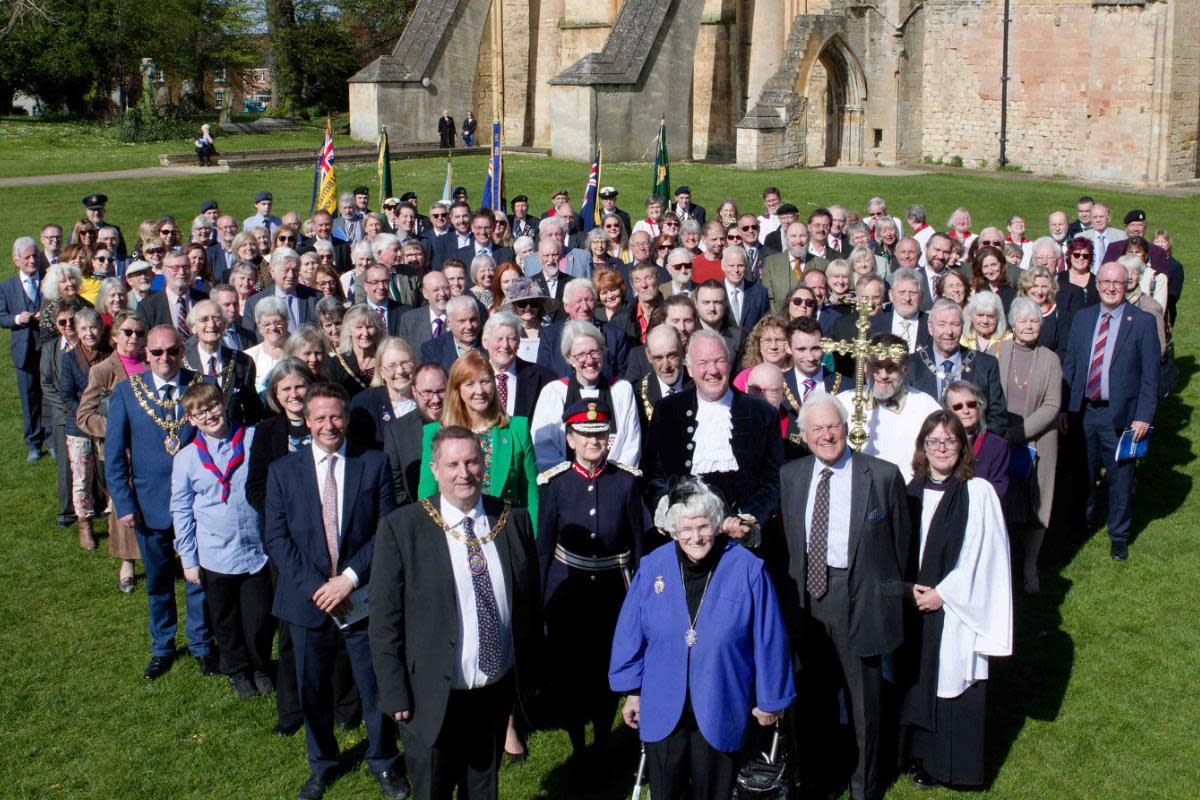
[42,234,62,241]
[570,350,604,363]
[147,346,183,357]
[791,298,817,308]
[364,279,388,287]
[950,400,978,411]
[118,328,145,337]
[189,403,223,421]
[925,437,960,452]
[1097,280,1125,289]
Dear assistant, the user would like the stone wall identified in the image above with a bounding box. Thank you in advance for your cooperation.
[918,0,1197,184]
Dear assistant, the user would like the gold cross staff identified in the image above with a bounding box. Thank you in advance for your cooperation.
[820,296,908,450]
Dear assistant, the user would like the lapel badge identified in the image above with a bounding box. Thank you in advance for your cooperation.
[654,576,665,594]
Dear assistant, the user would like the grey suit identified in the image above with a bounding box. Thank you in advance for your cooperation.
[396,306,443,354]
[780,450,910,800]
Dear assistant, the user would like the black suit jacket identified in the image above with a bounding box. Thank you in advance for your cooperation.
[536,319,629,379]
[381,410,425,507]
[634,370,693,432]
[246,413,291,514]
[453,244,516,282]
[265,445,396,630]
[299,239,350,272]
[511,358,553,418]
[205,243,235,283]
[779,452,910,657]
[348,385,405,448]
[645,388,783,529]
[431,232,471,269]
[867,310,933,355]
[138,287,210,331]
[182,340,263,425]
[532,271,571,305]
[906,345,1008,434]
[369,493,542,747]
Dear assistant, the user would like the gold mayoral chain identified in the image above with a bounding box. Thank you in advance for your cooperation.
[129,373,198,455]
[420,499,510,577]
[820,295,907,450]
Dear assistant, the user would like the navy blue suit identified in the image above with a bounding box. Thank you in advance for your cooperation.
[1061,302,1159,544]
[431,232,470,269]
[420,334,481,373]
[730,280,771,333]
[535,319,630,380]
[264,444,399,780]
[0,274,45,448]
[104,371,211,658]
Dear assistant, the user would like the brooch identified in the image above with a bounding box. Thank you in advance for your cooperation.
[654,576,665,594]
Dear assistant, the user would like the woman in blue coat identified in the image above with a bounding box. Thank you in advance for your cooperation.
[609,479,795,799]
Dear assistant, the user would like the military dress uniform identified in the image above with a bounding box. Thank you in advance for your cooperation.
[535,399,650,754]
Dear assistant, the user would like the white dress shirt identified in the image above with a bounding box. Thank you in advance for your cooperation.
[311,443,359,586]
[439,496,512,689]
[495,365,517,416]
[196,342,224,382]
[804,447,853,568]
[792,367,826,401]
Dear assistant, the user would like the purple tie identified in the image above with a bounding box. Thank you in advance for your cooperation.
[462,516,502,677]
[433,317,444,338]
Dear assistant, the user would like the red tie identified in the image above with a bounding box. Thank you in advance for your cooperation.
[1086,312,1111,402]
[496,372,509,411]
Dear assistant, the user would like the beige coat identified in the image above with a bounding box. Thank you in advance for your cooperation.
[75,351,139,560]
[998,341,1062,528]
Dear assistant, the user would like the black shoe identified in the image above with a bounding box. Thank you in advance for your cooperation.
[195,652,220,676]
[337,717,362,732]
[375,769,410,799]
[253,670,275,696]
[1111,540,1129,561]
[274,719,303,737]
[912,768,939,790]
[296,773,332,800]
[229,673,258,699]
[144,654,175,681]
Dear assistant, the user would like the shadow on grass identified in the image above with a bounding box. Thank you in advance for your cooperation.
[532,722,643,799]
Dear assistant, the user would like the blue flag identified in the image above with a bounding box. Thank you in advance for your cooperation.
[480,121,506,213]
[579,146,602,233]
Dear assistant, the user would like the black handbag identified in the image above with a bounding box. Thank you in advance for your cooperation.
[733,720,794,799]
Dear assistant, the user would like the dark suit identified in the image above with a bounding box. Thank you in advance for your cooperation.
[535,319,629,379]
[182,341,263,425]
[780,451,910,800]
[781,367,842,421]
[105,371,211,659]
[634,371,693,434]
[205,243,235,283]
[370,494,541,799]
[299,239,350,272]
[364,299,408,337]
[1061,302,1159,544]
[645,388,783,534]
[906,345,1008,435]
[508,358,554,418]
[421,334,481,373]
[453,244,516,277]
[0,274,45,448]
[728,280,771,332]
[381,410,425,508]
[241,286,320,339]
[137,287,210,331]
[397,305,444,354]
[264,445,399,781]
[431,232,472,269]
[672,202,706,226]
[867,310,933,355]
[348,385,407,448]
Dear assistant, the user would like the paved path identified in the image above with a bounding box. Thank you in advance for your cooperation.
[0,166,223,188]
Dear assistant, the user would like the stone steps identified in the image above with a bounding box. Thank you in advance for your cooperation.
[159,144,551,170]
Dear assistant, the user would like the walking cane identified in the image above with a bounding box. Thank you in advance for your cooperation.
[631,743,648,800]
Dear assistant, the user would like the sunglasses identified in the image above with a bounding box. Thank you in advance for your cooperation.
[95,256,112,263]
[118,328,145,337]
[950,400,978,411]
[740,224,760,231]
[791,298,817,308]
[145,247,165,255]
[1071,252,1091,259]
[148,346,183,357]
[657,244,672,251]
[56,318,75,328]
[979,240,1003,247]
[160,229,177,235]
[430,213,448,218]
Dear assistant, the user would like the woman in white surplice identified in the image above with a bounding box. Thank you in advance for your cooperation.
[898,409,1012,791]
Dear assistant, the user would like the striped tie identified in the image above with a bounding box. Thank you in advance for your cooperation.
[1086,312,1111,402]
[175,295,190,339]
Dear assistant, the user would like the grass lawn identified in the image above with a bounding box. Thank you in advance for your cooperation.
[0,154,1197,798]
[0,118,332,179]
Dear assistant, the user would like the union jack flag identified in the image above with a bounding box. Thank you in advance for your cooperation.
[310,120,337,215]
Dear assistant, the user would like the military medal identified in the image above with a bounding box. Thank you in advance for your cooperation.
[654,576,664,594]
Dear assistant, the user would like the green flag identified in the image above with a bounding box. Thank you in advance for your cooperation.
[377,127,393,200]
[652,117,669,201]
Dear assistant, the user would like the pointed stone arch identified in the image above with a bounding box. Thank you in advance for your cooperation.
[797,33,867,167]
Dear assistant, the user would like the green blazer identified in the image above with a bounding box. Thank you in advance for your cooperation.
[418,416,540,535]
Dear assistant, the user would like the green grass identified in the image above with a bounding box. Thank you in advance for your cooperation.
[0,118,332,178]
[0,151,1198,798]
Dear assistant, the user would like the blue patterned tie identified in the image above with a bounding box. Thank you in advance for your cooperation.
[462,516,502,677]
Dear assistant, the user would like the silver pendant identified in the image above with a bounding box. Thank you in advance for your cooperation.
[685,628,697,647]
[654,576,664,594]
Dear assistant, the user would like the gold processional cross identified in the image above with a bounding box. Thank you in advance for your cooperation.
[820,296,909,450]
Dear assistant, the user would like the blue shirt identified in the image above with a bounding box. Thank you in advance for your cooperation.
[170,426,266,573]
[1091,302,1125,401]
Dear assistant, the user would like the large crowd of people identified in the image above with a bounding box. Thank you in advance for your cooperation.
[0,181,1181,800]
